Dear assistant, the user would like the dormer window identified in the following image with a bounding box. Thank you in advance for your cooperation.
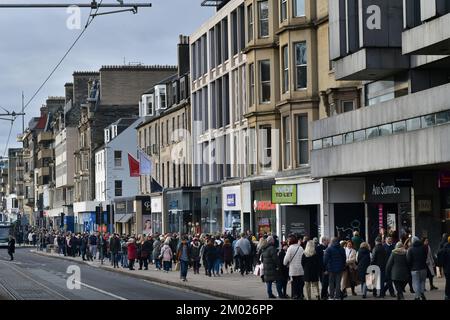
[147,95,154,116]
[112,125,118,138]
[104,129,110,143]
[155,85,167,110]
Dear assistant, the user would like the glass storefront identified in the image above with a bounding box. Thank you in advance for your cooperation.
[253,189,276,236]
[224,210,241,237]
[166,188,201,235]
[201,186,222,234]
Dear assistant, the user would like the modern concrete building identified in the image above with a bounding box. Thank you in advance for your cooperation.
[311,0,450,249]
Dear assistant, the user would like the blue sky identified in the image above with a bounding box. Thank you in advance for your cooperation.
[0,0,213,152]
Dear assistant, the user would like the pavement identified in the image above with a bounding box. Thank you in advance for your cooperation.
[32,248,448,301]
[0,248,217,300]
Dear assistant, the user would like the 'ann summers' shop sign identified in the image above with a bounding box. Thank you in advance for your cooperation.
[366,176,410,203]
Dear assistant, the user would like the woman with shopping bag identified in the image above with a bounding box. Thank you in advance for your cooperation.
[342,241,359,297]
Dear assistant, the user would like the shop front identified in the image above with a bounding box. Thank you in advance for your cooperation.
[252,179,276,237]
[440,172,450,235]
[201,184,222,234]
[150,196,163,235]
[274,180,321,242]
[222,185,242,237]
[365,175,412,245]
[113,198,135,235]
[165,188,201,235]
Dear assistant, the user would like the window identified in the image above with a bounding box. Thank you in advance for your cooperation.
[177,115,181,140]
[160,87,166,109]
[260,125,272,170]
[114,180,122,197]
[406,117,421,131]
[259,60,271,103]
[280,0,287,22]
[249,63,255,106]
[421,114,435,128]
[366,127,379,139]
[113,151,121,167]
[323,137,332,148]
[172,82,178,105]
[313,140,322,150]
[282,45,289,93]
[295,42,307,89]
[147,95,153,115]
[436,110,450,124]
[248,4,254,42]
[342,101,354,113]
[294,0,305,17]
[162,163,165,187]
[283,117,291,168]
[354,130,366,142]
[166,120,169,145]
[172,117,175,143]
[249,128,257,175]
[379,124,393,136]
[258,1,269,38]
[332,135,343,146]
[393,121,407,133]
[344,132,354,144]
[161,122,165,145]
[296,115,309,165]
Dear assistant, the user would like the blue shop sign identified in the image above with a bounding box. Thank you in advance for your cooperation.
[227,194,236,207]
[169,200,179,210]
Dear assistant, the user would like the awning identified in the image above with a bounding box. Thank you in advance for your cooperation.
[115,214,133,223]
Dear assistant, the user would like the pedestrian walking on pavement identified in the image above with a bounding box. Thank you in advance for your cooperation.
[177,237,191,281]
[301,240,320,300]
[356,242,371,298]
[160,239,173,273]
[190,237,201,274]
[139,235,152,270]
[223,238,233,274]
[235,233,252,276]
[324,237,346,300]
[283,234,305,300]
[261,236,282,299]
[437,236,450,300]
[317,236,329,299]
[342,240,358,297]
[423,237,438,291]
[371,237,389,298]
[277,242,290,298]
[152,236,162,271]
[407,236,428,300]
[386,242,410,300]
[110,234,121,268]
[382,237,397,297]
[7,235,15,261]
[127,238,137,270]
[204,239,218,277]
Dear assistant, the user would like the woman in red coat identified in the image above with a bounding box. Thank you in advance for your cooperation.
[127,238,137,270]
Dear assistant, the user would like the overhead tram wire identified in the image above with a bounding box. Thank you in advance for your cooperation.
[22,0,105,111]
[3,118,15,157]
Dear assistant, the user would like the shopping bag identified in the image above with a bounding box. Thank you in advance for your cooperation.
[175,262,180,271]
[253,263,264,276]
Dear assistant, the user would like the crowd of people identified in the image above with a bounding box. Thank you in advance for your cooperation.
[20,227,450,301]
[257,231,450,301]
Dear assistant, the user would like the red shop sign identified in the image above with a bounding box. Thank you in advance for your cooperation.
[254,200,276,211]
[438,171,450,189]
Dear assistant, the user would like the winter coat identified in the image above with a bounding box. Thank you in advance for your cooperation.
[223,243,233,263]
[386,247,410,282]
[261,244,280,282]
[7,238,15,254]
[324,243,346,274]
[438,243,450,274]
[160,244,173,262]
[424,245,436,276]
[235,237,251,256]
[407,240,427,271]
[352,236,363,251]
[356,248,371,283]
[190,243,201,261]
[216,244,224,262]
[152,240,162,260]
[278,250,290,281]
[383,243,395,258]
[301,253,320,282]
[127,242,137,260]
[283,244,304,277]
[141,240,152,259]
[110,237,121,254]
[341,247,358,289]
[316,244,326,273]
[204,244,218,262]
[371,244,388,271]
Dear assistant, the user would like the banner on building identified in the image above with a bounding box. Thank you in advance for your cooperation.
[272,184,297,204]
[138,149,152,175]
[128,153,140,177]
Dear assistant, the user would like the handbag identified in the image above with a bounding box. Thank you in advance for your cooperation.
[175,262,180,271]
[253,263,264,276]
[365,272,376,290]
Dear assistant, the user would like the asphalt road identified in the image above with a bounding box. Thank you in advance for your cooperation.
[0,247,216,300]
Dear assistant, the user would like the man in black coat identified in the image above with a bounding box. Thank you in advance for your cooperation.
[371,237,388,298]
[382,237,396,297]
[8,235,16,261]
[407,236,428,300]
[438,236,450,300]
[110,234,121,268]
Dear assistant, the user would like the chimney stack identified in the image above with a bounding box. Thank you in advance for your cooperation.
[177,35,190,77]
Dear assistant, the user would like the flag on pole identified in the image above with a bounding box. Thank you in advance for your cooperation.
[138,148,152,175]
[128,153,140,177]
